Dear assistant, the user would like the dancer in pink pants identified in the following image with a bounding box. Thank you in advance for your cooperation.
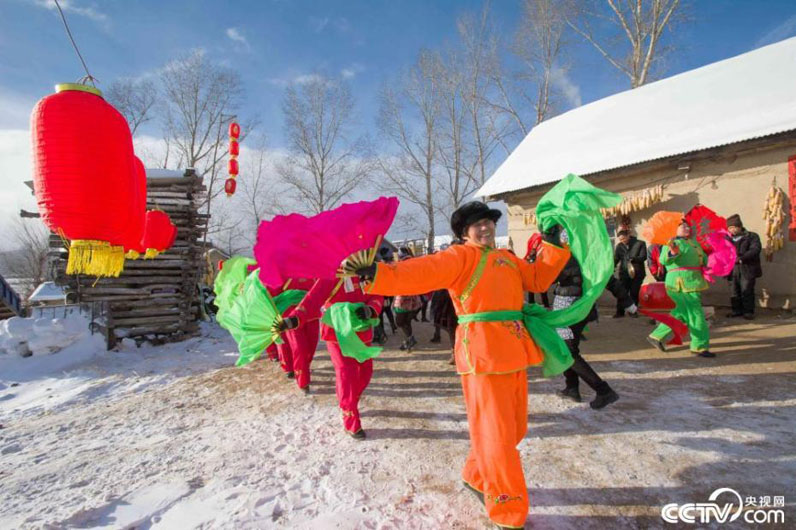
[284,277,383,439]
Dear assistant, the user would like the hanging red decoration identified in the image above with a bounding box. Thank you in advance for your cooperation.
[32,84,138,277]
[229,138,239,156]
[229,122,241,139]
[139,210,177,258]
[228,158,239,176]
[225,178,237,196]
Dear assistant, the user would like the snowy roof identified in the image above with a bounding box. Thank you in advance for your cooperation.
[478,37,796,198]
[146,168,187,179]
[29,282,66,303]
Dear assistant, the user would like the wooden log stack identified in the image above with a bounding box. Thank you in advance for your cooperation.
[50,169,208,347]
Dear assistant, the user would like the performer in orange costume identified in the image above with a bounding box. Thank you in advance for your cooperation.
[354,202,570,528]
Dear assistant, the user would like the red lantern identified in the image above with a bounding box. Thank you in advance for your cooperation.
[32,84,138,277]
[229,122,240,139]
[123,156,147,258]
[225,178,237,196]
[228,158,239,176]
[229,139,239,156]
[139,210,177,258]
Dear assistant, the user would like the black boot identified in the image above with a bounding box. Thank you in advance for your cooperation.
[348,428,366,440]
[286,371,295,379]
[300,385,310,395]
[696,350,716,358]
[646,335,666,352]
[559,387,582,402]
[591,382,619,409]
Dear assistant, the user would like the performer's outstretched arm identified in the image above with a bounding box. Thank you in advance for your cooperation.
[367,248,465,296]
[515,242,571,293]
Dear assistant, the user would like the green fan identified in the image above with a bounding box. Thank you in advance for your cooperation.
[223,269,284,366]
[213,256,256,327]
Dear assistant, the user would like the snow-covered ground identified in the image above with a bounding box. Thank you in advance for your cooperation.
[1,312,795,529]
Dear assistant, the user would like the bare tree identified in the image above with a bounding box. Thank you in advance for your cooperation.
[159,49,258,256]
[237,135,289,234]
[0,217,50,300]
[568,0,684,88]
[456,6,507,186]
[105,78,157,136]
[377,50,444,251]
[278,77,370,214]
[514,0,572,124]
[436,47,480,210]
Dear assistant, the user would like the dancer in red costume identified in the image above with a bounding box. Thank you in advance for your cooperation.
[282,277,383,439]
[265,277,319,392]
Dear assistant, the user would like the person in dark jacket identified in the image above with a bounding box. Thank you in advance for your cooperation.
[545,227,619,410]
[613,230,647,317]
[726,214,762,319]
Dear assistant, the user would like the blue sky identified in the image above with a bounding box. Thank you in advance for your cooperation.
[1,0,796,227]
[2,0,796,138]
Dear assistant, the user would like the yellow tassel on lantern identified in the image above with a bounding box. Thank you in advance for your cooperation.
[125,250,141,260]
[144,248,160,259]
[66,240,125,277]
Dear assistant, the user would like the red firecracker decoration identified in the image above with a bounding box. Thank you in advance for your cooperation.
[32,83,139,277]
[229,122,241,139]
[229,138,239,156]
[225,178,237,195]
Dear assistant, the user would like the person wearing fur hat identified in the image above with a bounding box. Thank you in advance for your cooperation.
[725,214,762,319]
[351,201,571,529]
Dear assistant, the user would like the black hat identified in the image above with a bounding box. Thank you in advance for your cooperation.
[726,214,743,228]
[450,201,502,239]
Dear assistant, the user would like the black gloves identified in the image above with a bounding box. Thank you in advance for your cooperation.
[355,306,375,320]
[275,316,299,333]
[542,224,563,245]
[355,264,377,281]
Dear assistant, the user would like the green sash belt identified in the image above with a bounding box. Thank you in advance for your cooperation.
[458,303,574,377]
[322,302,383,363]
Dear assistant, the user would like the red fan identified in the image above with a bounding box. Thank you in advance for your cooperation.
[255,197,400,286]
[684,204,727,252]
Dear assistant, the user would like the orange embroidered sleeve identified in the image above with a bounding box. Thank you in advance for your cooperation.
[367,247,465,296]
[515,242,571,293]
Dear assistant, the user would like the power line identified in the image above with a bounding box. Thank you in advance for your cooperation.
[53,0,97,87]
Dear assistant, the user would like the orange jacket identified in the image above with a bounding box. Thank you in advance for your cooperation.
[367,242,570,375]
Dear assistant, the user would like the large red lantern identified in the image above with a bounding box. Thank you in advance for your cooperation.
[32,84,138,277]
[123,156,147,257]
[139,210,177,258]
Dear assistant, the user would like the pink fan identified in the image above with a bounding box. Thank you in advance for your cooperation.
[684,205,737,282]
[255,197,399,286]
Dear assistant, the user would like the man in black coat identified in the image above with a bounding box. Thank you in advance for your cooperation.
[613,229,647,317]
[726,214,762,319]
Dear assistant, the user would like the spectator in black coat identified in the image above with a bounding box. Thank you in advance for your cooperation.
[613,229,647,317]
[726,214,762,319]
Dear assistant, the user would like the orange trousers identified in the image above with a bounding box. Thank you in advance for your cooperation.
[461,370,529,529]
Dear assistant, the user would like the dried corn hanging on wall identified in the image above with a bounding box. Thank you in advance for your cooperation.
[762,184,786,261]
